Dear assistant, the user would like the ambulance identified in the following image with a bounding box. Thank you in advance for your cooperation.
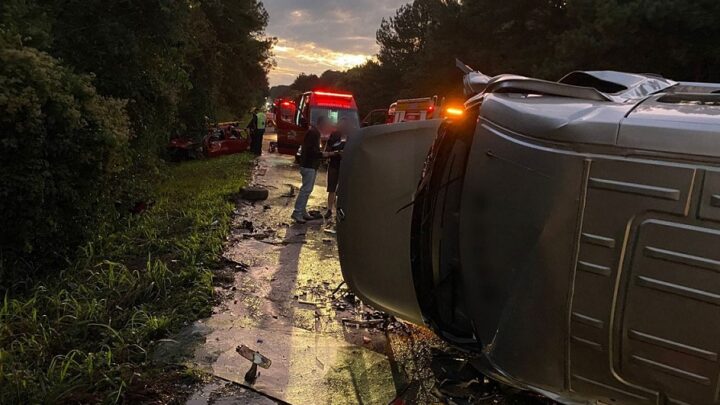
[388,96,464,123]
[274,90,359,155]
[388,96,439,123]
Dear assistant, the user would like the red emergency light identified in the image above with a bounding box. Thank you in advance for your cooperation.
[310,90,357,109]
[313,91,353,98]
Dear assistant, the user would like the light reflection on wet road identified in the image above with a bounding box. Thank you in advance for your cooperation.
[175,133,548,405]
[177,134,445,404]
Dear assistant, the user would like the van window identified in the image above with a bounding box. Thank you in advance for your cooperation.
[310,107,359,128]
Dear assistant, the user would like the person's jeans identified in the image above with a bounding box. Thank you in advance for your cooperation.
[251,128,265,155]
[293,167,317,217]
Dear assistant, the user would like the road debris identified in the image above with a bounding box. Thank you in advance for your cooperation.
[168,146,541,405]
[236,344,273,384]
[221,256,250,272]
[240,220,254,232]
[240,186,269,201]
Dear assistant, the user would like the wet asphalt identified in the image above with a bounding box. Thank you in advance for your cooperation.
[171,132,548,405]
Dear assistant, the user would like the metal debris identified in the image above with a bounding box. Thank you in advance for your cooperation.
[236,344,272,369]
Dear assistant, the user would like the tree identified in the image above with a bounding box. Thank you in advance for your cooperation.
[0,0,273,276]
[0,43,131,281]
[290,73,322,92]
[551,0,720,81]
[48,0,193,153]
[180,0,274,128]
[340,0,720,112]
[338,61,403,116]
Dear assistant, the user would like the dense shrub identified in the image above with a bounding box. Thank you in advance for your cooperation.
[0,43,131,282]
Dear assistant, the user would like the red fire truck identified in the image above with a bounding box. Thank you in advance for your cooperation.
[274,90,359,155]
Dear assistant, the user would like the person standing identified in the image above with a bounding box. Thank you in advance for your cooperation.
[292,116,338,224]
[254,109,266,155]
[247,109,258,154]
[247,108,266,156]
[324,118,349,219]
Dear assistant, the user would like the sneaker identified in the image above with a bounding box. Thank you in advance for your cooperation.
[291,214,307,224]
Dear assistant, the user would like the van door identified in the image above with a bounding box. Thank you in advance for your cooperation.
[276,94,309,155]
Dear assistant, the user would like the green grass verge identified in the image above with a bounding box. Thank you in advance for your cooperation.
[0,153,254,404]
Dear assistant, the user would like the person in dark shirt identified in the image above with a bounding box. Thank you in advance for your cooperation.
[323,118,350,219]
[292,116,338,223]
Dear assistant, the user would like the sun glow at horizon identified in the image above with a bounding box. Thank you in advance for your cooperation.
[269,39,373,86]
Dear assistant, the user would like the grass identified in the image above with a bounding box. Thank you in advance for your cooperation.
[0,153,254,404]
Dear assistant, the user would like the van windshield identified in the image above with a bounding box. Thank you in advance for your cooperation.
[310,107,359,128]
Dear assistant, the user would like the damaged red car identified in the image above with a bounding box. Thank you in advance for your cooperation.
[167,122,250,161]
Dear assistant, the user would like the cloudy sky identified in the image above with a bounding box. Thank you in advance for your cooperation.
[263,0,409,86]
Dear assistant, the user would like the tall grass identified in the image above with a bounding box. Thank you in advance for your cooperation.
[0,153,254,404]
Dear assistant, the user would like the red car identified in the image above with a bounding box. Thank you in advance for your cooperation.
[202,122,250,158]
[167,122,250,161]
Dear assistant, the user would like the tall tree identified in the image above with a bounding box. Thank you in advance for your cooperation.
[181,0,274,128]
[551,0,720,81]
[50,0,193,152]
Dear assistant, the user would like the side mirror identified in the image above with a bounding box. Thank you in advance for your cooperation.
[361,121,369,127]
[457,58,491,95]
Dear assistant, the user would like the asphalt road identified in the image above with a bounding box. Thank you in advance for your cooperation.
[172,132,548,405]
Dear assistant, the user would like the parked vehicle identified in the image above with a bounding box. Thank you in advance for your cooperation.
[387,96,440,123]
[166,122,249,161]
[385,96,465,124]
[361,109,389,127]
[337,65,720,404]
[275,90,359,155]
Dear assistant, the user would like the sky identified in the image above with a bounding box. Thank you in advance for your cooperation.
[263,0,409,87]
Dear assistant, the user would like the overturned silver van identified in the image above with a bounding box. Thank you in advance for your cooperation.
[336,69,720,404]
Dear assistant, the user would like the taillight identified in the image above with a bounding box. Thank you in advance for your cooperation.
[427,105,435,117]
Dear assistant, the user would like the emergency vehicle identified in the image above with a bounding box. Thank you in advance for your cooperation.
[274,90,359,155]
[388,96,440,123]
[387,96,464,123]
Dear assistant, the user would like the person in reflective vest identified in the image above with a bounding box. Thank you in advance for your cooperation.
[247,108,267,156]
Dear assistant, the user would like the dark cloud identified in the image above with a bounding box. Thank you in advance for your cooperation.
[263,0,408,85]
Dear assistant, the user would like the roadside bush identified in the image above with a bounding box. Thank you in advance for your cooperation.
[0,153,253,403]
[0,43,131,283]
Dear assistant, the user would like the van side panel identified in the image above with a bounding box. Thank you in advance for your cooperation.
[459,118,720,403]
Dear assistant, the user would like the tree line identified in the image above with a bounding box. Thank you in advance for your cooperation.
[273,0,720,117]
[0,0,273,282]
